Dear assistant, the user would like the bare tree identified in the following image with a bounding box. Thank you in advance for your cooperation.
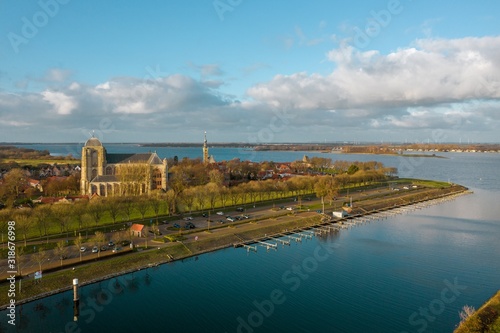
[54,240,68,266]
[74,234,84,262]
[92,231,106,258]
[32,248,47,273]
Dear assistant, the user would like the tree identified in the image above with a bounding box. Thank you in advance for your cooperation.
[134,198,150,220]
[314,176,337,214]
[51,205,72,235]
[180,188,196,214]
[32,248,47,273]
[92,231,106,257]
[33,205,52,239]
[15,210,33,247]
[205,183,219,212]
[218,186,229,208]
[142,225,149,249]
[74,234,84,262]
[54,240,68,266]
[87,201,104,226]
[121,197,135,221]
[72,201,88,232]
[150,195,163,224]
[105,198,122,224]
[0,168,28,206]
[229,187,241,206]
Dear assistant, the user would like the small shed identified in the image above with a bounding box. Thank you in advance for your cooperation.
[130,224,145,237]
[332,210,349,218]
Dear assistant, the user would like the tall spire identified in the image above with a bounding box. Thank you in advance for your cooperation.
[203,131,209,164]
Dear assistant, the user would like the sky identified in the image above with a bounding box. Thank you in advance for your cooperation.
[1,0,500,144]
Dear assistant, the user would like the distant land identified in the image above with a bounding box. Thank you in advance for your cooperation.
[2,142,499,155]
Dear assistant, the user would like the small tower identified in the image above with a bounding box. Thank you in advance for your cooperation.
[203,131,209,164]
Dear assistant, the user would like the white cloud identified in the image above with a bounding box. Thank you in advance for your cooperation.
[41,91,77,115]
[248,36,500,110]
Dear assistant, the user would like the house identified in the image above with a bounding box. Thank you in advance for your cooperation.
[130,223,145,237]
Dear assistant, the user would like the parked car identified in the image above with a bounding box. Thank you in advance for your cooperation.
[185,222,195,229]
[183,216,193,221]
[121,240,131,246]
[216,211,224,215]
[80,246,86,252]
[173,223,181,228]
[226,216,235,222]
[242,214,250,219]
[202,213,208,218]
[286,207,294,211]
[236,207,244,212]
[101,245,108,251]
[108,241,114,247]
[112,246,122,253]
[92,246,99,253]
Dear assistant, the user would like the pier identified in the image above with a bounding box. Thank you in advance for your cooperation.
[232,189,471,252]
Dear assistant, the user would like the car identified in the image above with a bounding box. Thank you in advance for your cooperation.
[286,207,294,211]
[185,222,195,229]
[92,246,99,253]
[101,245,108,251]
[173,223,181,228]
[236,207,244,212]
[160,220,169,224]
[108,241,115,247]
[216,211,224,215]
[242,214,250,219]
[202,213,208,218]
[218,220,225,224]
[80,246,86,252]
[121,240,131,246]
[226,217,235,222]
[183,216,193,221]
[112,246,122,253]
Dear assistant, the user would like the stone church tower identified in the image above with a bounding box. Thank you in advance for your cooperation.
[80,136,106,195]
[203,131,209,164]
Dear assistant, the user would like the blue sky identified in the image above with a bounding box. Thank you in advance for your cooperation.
[1,0,500,143]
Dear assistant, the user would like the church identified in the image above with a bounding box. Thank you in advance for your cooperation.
[80,136,168,196]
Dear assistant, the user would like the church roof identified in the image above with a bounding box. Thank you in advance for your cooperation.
[91,175,119,183]
[85,137,103,147]
[106,153,163,165]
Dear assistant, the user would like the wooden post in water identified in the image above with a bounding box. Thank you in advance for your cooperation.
[73,278,80,321]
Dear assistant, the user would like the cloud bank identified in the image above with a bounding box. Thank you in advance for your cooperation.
[1,36,500,143]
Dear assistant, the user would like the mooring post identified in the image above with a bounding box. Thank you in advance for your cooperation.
[73,278,80,321]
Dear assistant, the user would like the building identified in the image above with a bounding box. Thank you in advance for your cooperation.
[203,131,216,164]
[130,223,145,237]
[80,136,168,196]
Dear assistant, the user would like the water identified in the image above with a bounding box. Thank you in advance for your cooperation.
[1,145,499,333]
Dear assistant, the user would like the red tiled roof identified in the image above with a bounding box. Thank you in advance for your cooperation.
[130,223,144,232]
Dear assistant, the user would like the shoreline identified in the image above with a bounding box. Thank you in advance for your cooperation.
[0,184,470,310]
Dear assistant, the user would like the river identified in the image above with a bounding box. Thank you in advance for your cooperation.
[1,144,499,333]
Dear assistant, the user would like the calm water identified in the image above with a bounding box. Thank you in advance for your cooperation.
[2,145,499,333]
